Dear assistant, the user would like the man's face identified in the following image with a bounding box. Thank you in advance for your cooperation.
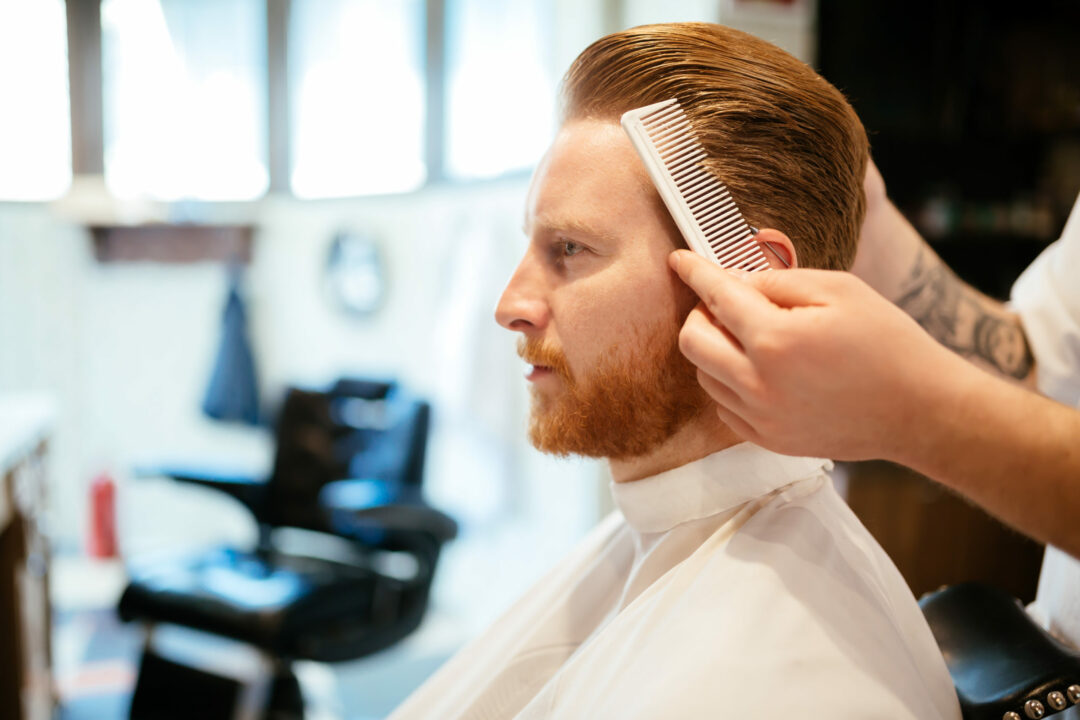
[495,119,708,459]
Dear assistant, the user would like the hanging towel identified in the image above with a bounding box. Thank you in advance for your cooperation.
[202,265,260,425]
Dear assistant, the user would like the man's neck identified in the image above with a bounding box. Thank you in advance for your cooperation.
[607,410,742,483]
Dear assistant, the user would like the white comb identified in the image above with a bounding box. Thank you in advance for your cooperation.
[621,98,771,271]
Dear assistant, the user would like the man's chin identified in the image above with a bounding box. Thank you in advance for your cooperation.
[527,400,702,461]
[528,420,608,459]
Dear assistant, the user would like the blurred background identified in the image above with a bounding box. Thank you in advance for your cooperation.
[0,0,1077,718]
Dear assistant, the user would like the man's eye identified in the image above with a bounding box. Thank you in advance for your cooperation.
[560,240,585,257]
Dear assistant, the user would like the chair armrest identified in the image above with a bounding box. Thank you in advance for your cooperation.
[319,479,458,547]
[133,464,267,519]
[920,582,1080,720]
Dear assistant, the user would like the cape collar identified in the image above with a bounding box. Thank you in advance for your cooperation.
[611,442,831,534]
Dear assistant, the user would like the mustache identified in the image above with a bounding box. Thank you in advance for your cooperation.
[516,337,573,382]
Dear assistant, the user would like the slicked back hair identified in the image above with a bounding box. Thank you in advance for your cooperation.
[561,22,868,270]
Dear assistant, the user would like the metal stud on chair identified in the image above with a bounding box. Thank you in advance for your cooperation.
[1067,685,1080,704]
[1024,699,1045,719]
[1046,691,1066,711]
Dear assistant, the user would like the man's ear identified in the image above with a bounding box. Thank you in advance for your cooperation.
[754,228,797,269]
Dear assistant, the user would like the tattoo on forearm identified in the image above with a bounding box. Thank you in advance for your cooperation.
[896,247,1034,380]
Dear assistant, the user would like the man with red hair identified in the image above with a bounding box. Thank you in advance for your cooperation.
[391,23,960,719]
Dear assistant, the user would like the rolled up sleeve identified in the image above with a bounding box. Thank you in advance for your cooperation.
[1011,193,1080,407]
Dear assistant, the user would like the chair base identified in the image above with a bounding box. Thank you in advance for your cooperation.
[127,630,305,720]
[264,671,304,720]
[130,649,242,720]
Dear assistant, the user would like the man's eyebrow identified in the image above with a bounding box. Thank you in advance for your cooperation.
[528,216,620,245]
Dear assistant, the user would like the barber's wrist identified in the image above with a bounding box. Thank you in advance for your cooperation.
[891,353,999,483]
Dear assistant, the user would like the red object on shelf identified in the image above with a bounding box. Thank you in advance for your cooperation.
[88,473,118,558]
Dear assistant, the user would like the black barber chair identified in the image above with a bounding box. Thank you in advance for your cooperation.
[920,583,1080,720]
[118,379,457,720]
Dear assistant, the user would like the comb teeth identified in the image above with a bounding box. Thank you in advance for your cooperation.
[621,99,770,271]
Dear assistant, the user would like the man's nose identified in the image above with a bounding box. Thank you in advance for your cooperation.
[495,256,549,333]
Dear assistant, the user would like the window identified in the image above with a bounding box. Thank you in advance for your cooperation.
[0,0,71,201]
[444,0,555,180]
[288,0,427,198]
[68,0,557,202]
[100,0,268,201]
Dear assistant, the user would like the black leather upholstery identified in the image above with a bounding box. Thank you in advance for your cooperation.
[920,582,1080,720]
[118,380,456,716]
[120,547,386,660]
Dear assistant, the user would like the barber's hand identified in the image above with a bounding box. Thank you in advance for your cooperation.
[669,249,973,461]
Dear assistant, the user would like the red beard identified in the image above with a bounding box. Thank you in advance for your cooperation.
[517,319,709,460]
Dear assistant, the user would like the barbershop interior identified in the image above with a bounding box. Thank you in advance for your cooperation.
[3,0,1080,719]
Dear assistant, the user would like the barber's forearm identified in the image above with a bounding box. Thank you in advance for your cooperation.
[854,199,1036,385]
[898,362,1080,557]
[851,197,926,301]
[895,242,1035,384]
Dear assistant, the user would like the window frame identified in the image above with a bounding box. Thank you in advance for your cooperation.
[63,0,537,204]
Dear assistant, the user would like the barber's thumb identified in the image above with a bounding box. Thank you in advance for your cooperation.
[669,250,750,282]
[741,268,832,308]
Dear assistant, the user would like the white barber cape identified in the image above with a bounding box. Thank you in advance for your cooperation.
[1012,190,1080,648]
[390,443,961,719]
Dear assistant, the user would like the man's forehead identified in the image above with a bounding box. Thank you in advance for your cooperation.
[524,119,659,234]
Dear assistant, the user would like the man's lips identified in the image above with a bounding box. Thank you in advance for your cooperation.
[526,364,554,382]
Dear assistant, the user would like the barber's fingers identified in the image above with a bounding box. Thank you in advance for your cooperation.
[695,370,761,443]
[679,305,756,395]
[669,250,778,343]
[711,394,761,445]
[695,368,744,412]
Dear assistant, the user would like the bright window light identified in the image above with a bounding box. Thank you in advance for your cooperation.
[101,0,268,201]
[0,0,72,201]
[445,0,555,180]
[289,0,426,198]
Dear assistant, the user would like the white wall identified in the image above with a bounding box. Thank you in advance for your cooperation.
[0,204,88,537]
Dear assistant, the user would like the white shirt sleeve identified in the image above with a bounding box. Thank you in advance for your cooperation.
[1011,191,1080,648]
[1010,191,1080,406]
